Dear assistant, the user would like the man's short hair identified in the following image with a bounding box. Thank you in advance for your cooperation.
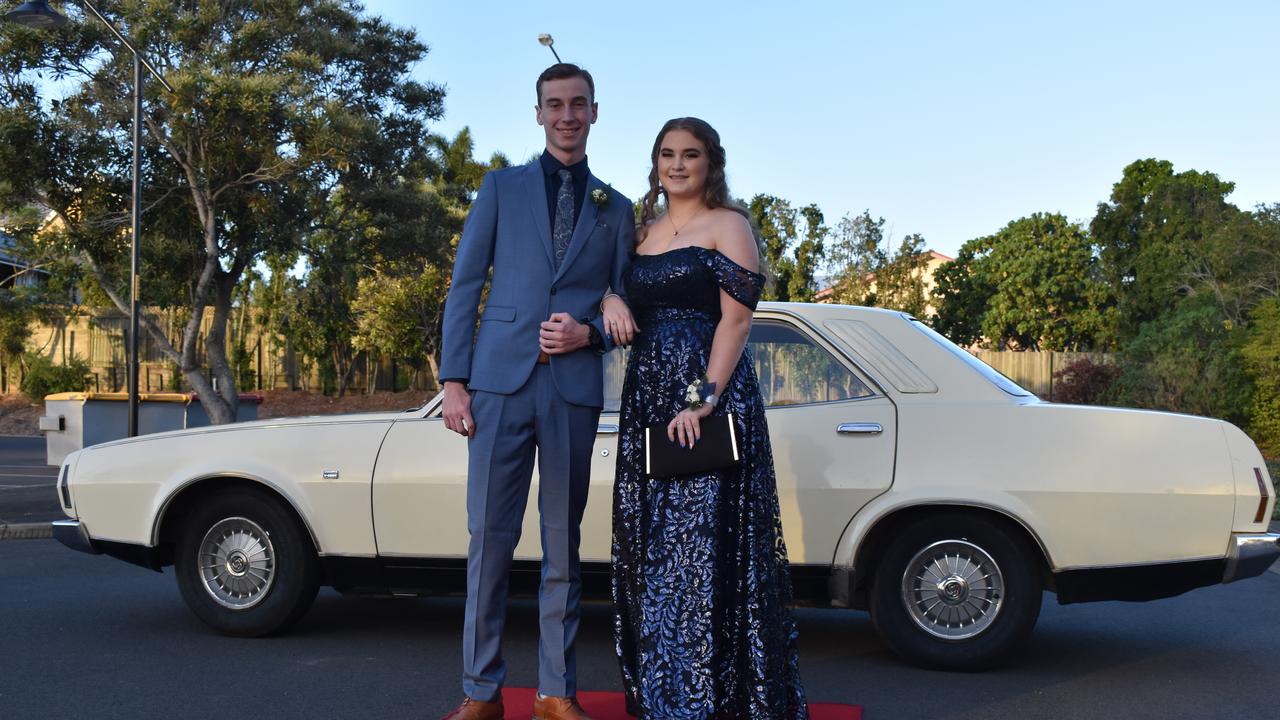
[536,63,595,105]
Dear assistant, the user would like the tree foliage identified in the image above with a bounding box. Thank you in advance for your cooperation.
[1109,294,1251,424]
[347,127,508,392]
[749,194,799,301]
[935,214,1114,351]
[824,210,885,306]
[0,0,444,421]
[1091,158,1239,337]
[1243,298,1280,457]
[825,211,930,315]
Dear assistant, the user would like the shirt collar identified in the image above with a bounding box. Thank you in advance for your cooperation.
[540,149,589,182]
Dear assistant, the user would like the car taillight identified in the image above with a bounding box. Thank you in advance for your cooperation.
[59,464,71,509]
[1254,467,1270,524]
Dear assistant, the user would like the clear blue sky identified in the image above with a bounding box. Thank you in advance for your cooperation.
[363,0,1278,258]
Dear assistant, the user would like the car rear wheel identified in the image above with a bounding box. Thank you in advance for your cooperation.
[869,513,1041,670]
[174,487,319,636]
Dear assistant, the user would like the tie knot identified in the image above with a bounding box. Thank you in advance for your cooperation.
[557,168,572,182]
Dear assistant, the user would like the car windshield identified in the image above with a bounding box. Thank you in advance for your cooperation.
[909,319,1035,397]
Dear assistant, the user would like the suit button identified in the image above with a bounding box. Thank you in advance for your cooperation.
[550,288,557,295]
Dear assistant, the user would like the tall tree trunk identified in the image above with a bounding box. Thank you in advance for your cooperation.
[424,353,440,391]
[200,272,241,424]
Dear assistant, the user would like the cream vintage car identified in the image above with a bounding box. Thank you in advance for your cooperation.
[49,303,1280,670]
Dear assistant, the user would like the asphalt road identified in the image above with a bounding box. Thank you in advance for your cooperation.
[0,537,1277,719]
[0,436,60,525]
[3,436,1278,718]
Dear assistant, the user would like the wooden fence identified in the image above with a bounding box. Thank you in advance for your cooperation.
[1,309,429,396]
[1,309,1114,401]
[971,350,1115,398]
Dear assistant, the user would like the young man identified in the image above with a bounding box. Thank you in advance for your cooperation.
[438,64,634,720]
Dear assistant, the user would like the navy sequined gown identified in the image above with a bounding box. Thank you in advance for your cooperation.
[611,246,808,719]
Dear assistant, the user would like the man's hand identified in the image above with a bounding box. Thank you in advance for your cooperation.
[442,381,475,437]
[540,312,590,355]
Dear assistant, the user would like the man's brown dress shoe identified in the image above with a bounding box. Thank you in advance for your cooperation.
[532,695,595,720]
[441,696,504,720]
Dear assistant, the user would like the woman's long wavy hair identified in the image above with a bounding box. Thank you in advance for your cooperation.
[637,117,750,243]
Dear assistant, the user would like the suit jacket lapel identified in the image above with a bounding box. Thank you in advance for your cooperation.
[553,174,603,282]
[524,161,556,269]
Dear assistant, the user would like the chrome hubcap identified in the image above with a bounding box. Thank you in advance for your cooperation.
[901,539,1004,640]
[198,517,275,610]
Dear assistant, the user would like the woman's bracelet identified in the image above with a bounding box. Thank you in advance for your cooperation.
[599,292,619,314]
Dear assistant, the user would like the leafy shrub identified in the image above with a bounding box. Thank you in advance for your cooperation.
[20,354,89,403]
[1242,299,1280,458]
[1050,357,1121,404]
[1110,295,1252,425]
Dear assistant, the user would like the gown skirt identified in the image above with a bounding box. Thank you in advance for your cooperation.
[611,246,809,719]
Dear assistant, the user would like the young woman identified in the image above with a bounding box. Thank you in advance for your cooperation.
[602,117,808,718]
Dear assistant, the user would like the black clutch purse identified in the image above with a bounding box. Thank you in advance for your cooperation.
[645,413,741,478]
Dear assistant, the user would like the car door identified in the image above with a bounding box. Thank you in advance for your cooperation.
[748,315,897,565]
[371,312,896,566]
[370,389,623,562]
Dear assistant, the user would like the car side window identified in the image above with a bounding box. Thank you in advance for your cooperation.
[600,319,873,412]
[749,320,874,406]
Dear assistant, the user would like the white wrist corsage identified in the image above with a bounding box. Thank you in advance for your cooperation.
[685,375,717,410]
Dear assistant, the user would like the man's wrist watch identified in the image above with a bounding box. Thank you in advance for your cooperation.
[584,319,604,351]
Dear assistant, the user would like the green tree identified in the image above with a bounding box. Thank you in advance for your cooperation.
[825,210,886,306]
[930,241,993,346]
[981,214,1113,350]
[1110,294,1251,424]
[0,0,445,422]
[1091,159,1239,339]
[1181,203,1280,327]
[931,214,1113,350]
[874,232,930,317]
[787,204,827,302]
[749,194,798,301]
[0,287,37,375]
[348,127,507,391]
[1243,298,1280,457]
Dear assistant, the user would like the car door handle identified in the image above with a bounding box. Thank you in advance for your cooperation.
[837,423,883,435]
[597,424,619,435]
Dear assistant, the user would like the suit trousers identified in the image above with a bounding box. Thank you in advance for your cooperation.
[462,364,600,701]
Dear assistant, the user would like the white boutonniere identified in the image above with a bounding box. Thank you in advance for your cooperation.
[590,187,610,208]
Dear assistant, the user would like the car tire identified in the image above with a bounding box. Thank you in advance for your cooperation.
[869,512,1041,671]
[174,486,320,637]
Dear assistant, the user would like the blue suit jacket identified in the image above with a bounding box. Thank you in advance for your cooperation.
[440,161,634,407]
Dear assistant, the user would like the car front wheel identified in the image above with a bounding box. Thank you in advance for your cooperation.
[174,487,320,637]
[869,513,1042,670]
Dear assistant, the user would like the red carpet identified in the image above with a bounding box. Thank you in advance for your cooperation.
[501,688,862,719]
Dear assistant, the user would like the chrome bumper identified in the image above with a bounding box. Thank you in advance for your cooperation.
[51,520,101,556]
[1223,532,1280,583]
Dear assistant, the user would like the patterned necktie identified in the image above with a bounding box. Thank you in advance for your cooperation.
[552,168,574,269]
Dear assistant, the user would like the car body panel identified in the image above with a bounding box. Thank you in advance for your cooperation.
[56,303,1276,605]
[70,420,394,555]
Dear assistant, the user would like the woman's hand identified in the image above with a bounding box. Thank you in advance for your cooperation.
[601,294,639,346]
[667,403,714,448]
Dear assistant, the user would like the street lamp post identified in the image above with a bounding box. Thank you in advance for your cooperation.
[538,33,562,63]
[4,0,173,437]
